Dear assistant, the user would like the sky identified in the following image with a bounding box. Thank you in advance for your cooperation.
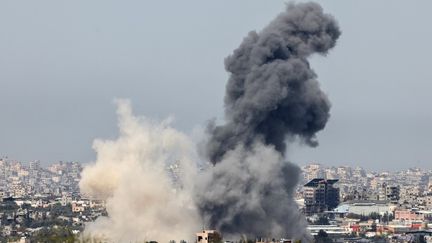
[1,1,431,171]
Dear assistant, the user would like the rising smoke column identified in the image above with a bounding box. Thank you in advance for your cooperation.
[197,2,340,240]
[80,100,200,242]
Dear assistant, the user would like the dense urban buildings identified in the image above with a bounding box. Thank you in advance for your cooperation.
[0,157,106,242]
[299,163,432,241]
[0,158,81,199]
[1,157,432,241]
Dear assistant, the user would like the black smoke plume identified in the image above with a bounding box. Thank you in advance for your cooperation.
[196,2,340,240]
[206,2,340,163]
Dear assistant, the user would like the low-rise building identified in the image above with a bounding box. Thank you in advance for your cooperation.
[395,209,432,222]
[196,230,221,243]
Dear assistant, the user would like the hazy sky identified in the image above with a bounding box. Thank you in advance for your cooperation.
[1,1,431,171]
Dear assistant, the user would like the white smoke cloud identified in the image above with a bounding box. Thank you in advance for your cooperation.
[79,99,201,242]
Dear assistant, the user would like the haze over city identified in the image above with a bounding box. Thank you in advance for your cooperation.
[3,1,432,242]
[1,1,432,171]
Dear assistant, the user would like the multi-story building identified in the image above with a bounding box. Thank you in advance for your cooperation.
[426,195,432,210]
[303,164,325,182]
[0,159,82,198]
[304,178,340,215]
[378,183,400,203]
[336,166,352,181]
[428,176,432,193]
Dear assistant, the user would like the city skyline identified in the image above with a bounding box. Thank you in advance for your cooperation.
[1,1,432,169]
[1,155,431,174]
[1,155,431,241]
[1,1,432,241]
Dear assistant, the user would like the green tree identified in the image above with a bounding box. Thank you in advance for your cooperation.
[369,212,380,220]
[314,215,330,225]
[31,226,76,243]
[371,222,377,232]
[315,230,333,243]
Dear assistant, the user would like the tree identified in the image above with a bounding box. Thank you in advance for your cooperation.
[382,212,389,223]
[315,230,333,243]
[417,235,427,243]
[209,232,223,243]
[31,226,76,243]
[371,222,377,232]
[314,215,330,225]
[369,212,380,220]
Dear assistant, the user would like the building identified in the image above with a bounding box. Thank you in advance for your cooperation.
[303,164,325,182]
[428,177,432,193]
[332,200,396,216]
[196,230,222,243]
[378,183,400,203]
[71,201,86,213]
[307,225,350,236]
[304,178,340,215]
[426,195,432,210]
[394,209,432,222]
[395,210,424,221]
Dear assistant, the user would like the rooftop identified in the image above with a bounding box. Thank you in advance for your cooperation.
[304,178,339,187]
